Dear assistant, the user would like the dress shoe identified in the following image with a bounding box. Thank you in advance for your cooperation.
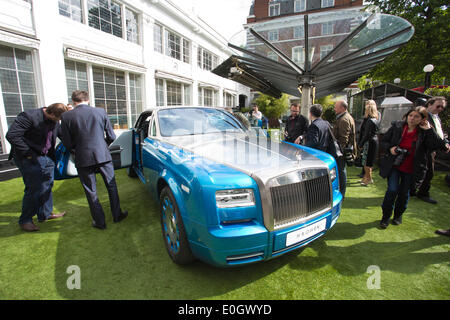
[92,221,106,230]
[39,211,66,222]
[418,195,437,204]
[435,229,450,237]
[379,220,389,229]
[114,211,128,223]
[20,222,39,232]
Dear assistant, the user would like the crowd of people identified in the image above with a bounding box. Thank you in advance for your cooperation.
[282,97,449,233]
[5,91,449,236]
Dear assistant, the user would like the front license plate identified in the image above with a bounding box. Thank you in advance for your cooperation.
[285,218,327,247]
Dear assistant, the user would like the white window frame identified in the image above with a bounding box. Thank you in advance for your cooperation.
[322,21,334,35]
[155,78,191,107]
[197,47,219,71]
[268,30,279,42]
[292,46,305,65]
[320,44,334,60]
[294,0,306,13]
[321,0,335,8]
[269,3,280,17]
[293,26,304,39]
[154,22,191,65]
[198,87,219,107]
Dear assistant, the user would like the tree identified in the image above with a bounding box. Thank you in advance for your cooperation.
[316,95,336,123]
[366,1,449,88]
[253,93,290,125]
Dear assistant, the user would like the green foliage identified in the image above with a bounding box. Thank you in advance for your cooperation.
[424,86,450,132]
[366,0,449,88]
[253,93,290,119]
[316,95,336,123]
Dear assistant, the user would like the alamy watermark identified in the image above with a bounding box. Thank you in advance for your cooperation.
[366,265,381,290]
[66,265,81,290]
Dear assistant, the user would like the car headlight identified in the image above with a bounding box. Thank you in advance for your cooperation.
[215,189,255,208]
[330,167,337,182]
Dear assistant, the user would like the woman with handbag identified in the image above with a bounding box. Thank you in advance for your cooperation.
[378,107,449,229]
[358,100,379,186]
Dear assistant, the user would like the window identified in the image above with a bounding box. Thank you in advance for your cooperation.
[59,0,83,23]
[293,26,304,39]
[292,46,304,65]
[294,0,306,13]
[88,0,123,38]
[64,60,89,103]
[268,30,279,42]
[125,8,139,44]
[92,66,128,129]
[154,24,163,53]
[183,39,190,64]
[320,45,334,60]
[0,45,38,128]
[156,78,191,107]
[129,73,142,126]
[322,22,333,35]
[224,92,236,108]
[267,51,278,61]
[269,3,280,17]
[198,87,218,107]
[165,30,181,61]
[198,47,219,71]
[321,0,334,8]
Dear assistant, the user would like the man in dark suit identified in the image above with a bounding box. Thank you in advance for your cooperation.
[416,97,448,204]
[284,103,309,144]
[60,90,127,229]
[305,104,332,153]
[6,103,68,231]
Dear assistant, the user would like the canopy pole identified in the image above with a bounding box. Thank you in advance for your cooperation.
[300,84,312,120]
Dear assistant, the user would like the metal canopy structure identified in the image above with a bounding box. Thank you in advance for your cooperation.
[212,10,414,118]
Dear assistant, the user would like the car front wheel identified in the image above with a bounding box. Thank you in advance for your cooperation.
[159,186,195,265]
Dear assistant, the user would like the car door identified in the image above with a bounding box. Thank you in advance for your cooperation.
[54,130,134,180]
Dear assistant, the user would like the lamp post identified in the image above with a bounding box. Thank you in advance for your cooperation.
[394,78,401,85]
[423,64,434,91]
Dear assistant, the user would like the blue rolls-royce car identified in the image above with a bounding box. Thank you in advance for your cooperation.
[55,106,342,267]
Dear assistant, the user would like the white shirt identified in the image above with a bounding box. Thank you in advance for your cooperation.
[430,113,444,140]
[252,110,262,120]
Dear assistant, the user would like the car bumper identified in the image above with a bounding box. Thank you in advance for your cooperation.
[189,190,342,267]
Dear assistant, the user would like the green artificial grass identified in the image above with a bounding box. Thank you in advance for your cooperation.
[0,167,449,300]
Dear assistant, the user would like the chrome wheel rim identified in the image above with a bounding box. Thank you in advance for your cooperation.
[162,196,180,254]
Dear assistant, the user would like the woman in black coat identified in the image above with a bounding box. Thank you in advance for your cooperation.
[358,100,379,186]
[378,107,449,229]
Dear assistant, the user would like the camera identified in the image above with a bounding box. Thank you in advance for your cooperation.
[344,147,355,166]
[393,147,409,166]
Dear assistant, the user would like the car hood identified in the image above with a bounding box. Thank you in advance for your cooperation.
[162,132,327,184]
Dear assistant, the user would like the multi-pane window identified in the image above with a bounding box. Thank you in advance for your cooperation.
[154,23,191,64]
[294,0,306,12]
[320,45,334,60]
[58,0,83,23]
[92,66,127,129]
[165,30,181,61]
[0,45,38,128]
[322,22,333,35]
[269,3,280,17]
[126,8,139,44]
[292,46,304,65]
[129,73,142,126]
[268,30,279,42]
[88,0,123,38]
[64,60,89,103]
[198,87,218,107]
[156,78,191,107]
[321,0,335,8]
[224,92,236,108]
[198,47,219,71]
[293,26,304,39]
[154,24,163,53]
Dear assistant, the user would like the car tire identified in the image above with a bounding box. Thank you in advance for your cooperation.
[159,186,195,265]
[127,166,138,178]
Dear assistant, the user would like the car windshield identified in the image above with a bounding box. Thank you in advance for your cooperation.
[158,108,245,137]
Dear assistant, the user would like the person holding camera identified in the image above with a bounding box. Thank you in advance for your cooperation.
[378,107,450,229]
[333,100,357,197]
[358,100,380,186]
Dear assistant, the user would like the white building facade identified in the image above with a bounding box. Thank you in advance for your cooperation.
[0,0,250,154]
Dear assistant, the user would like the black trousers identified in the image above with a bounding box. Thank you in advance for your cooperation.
[77,161,122,226]
[417,152,435,197]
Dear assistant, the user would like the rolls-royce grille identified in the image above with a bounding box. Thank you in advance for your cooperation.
[270,174,332,229]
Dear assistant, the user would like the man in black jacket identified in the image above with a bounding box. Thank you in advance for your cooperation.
[6,103,68,231]
[305,104,331,153]
[416,97,448,204]
[60,90,128,229]
[284,103,309,144]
